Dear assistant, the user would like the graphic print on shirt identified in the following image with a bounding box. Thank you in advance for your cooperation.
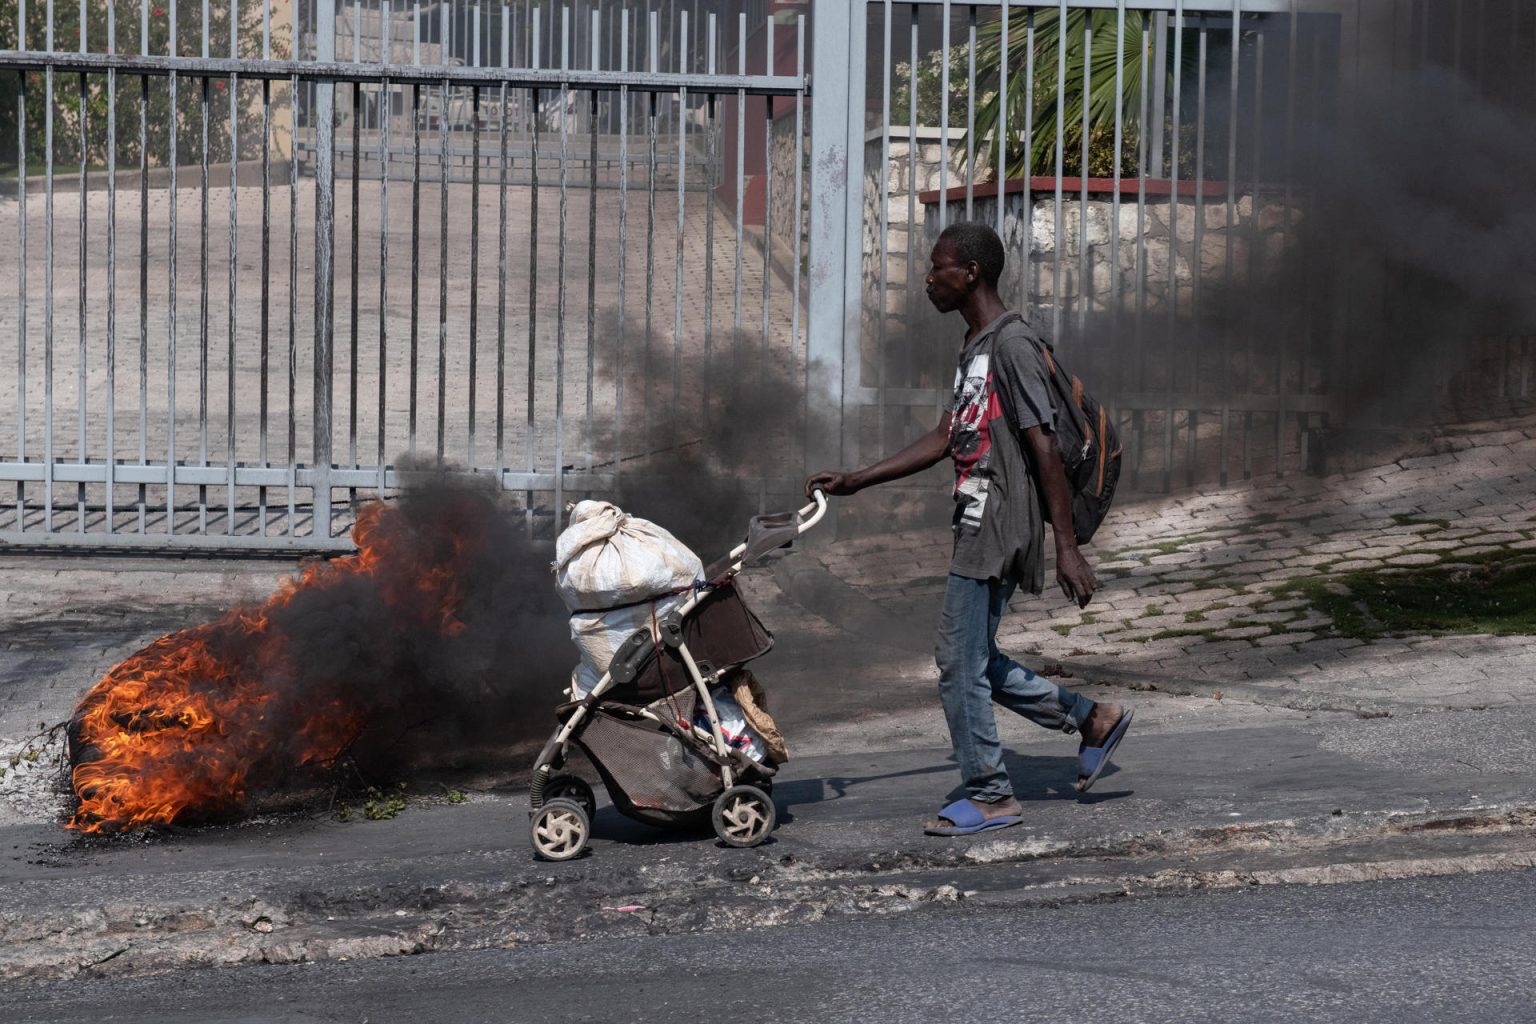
[949,350,1005,532]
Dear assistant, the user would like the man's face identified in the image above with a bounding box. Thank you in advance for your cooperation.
[924,240,973,314]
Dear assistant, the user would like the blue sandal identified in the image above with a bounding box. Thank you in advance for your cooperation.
[923,799,1023,837]
[1076,708,1134,793]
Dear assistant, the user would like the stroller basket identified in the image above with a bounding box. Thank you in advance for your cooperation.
[575,693,721,829]
[606,580,774,706]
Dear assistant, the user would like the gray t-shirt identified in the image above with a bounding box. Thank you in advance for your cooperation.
[944,312,1056,587]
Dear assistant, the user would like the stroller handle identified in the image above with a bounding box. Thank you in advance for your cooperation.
[797,489,830,533]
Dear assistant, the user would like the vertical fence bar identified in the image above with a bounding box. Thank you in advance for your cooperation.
[525,9,540,534]
[13,0,24,529]
[760,12,774,401]
[1244,27,1264,480]
[965,5,975,218]
[1016,8,1032,311]
[805,0,865,481]
[643,12,657,446]
[1278,0,1297,477]
[675,9,689,417]
[105,3,118,534]
[876,0,890,456]
[137,0,148,532]
[733,11,744,354]
[287,67,298,533]
[165,0,177,534]
[1051,0,1066,343]
[257,1,271,530]
[1078,18,1091,333]
[791,15,805,404]
[1222,0,1241,487]
[227,67,239,534]
[938,0,950,229]
[1164,0,1184,492]
[75,49,88,531]
[314,0,337,538]
[198,2,210,533]
[348,80,360,475]
[996,0,1008,247]
[614,10,627,482]
[1111,0,1125,389]
[436,0,449,463]
[585,7,598,475]
[554,4,569,528]
[377,0,392,495]
[1188,19,1207,489]
[44,0,56,533]
[496,8,509,482]
[902,5,913,405]
[701,13,716,430]
[1133,14,1149,487]
[468,70,481,469]
[408,1,420,459]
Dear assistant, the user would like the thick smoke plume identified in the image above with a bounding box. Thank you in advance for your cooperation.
[1058,35,1536,436]
[586,315,819,557]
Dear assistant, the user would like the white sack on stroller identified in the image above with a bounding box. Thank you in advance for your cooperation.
[555,500,703,698]
[554,500,703,610]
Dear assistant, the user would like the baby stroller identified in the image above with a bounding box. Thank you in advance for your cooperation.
[527,490,828,861]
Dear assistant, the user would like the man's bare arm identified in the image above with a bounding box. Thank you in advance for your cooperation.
[1022,424,1097,608]
[804,413,953,497]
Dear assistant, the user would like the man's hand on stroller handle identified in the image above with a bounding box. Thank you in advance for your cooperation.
[804,471,860,497]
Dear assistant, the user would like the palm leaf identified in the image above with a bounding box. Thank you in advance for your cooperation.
[969,10,1154,182]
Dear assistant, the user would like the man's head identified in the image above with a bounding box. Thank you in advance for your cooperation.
[925,222,1006,314]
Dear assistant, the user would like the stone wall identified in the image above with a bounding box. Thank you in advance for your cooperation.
[861,131,1303,337]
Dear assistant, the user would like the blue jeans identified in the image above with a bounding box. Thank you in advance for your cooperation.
[936,573,1095,803]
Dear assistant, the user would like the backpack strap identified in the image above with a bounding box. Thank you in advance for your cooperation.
[983,312,1072,436]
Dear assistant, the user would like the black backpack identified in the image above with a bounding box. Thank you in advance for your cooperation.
[996,315,1122,544]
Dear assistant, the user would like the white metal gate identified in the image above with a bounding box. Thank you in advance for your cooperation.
[1,0,808,549]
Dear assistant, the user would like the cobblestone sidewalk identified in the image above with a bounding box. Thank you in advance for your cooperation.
[812,416,1536,716]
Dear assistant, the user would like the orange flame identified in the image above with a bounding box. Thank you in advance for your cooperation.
[68,499,482,833]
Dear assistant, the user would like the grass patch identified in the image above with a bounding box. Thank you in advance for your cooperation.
[1183,609,1206,623]
[1143,627,1220,643]
[1051,611,1099,636]
[1277,553,1536,640]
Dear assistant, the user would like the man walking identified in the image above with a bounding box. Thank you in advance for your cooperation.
[805,222,1133,836]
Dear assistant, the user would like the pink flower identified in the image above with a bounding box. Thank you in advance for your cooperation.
[214,80,227,90]
[152,6,165,16]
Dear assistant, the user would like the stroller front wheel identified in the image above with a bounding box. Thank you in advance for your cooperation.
[530,798,591,861]
[712,785,777,848]
[542,773,598,822]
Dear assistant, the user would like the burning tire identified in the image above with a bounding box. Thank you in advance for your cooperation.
[539,774,597,822]
[711,785,776,848]
[530,797,591,861]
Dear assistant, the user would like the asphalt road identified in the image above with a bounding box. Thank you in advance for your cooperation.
[5,868,1533,1024]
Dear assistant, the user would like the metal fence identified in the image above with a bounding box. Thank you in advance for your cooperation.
[4,0,1533,551]
[1,0,807,549]
[810,0,1345,502]
[809,0,1536,506]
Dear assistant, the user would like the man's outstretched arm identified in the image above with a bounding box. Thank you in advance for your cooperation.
[1022,424,1097,608]
[804,412,953,497]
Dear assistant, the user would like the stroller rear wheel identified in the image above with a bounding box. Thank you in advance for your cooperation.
[541,773,597,821]
[711,785,776,848]
[530,798,591,861]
